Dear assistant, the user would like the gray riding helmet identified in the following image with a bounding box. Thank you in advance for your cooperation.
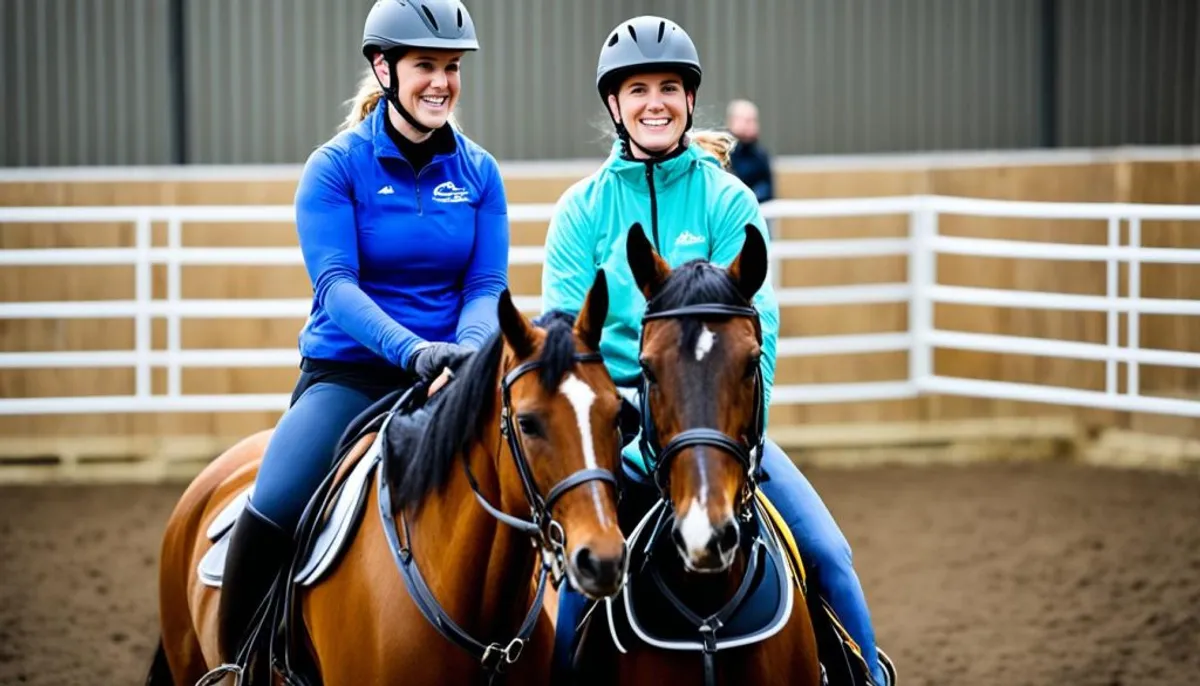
[595,16,702,101]
[361,0,479,57]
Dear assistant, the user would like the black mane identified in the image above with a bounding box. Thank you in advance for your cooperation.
[383,310,582,509]
[646,259,750,353]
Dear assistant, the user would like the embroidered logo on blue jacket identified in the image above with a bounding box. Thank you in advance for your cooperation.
[433,181,470,203]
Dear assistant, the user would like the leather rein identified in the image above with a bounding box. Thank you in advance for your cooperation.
[378,351,619,683]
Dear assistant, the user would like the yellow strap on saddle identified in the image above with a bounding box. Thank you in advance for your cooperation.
[754,491,872,670]
[753,490,807,595]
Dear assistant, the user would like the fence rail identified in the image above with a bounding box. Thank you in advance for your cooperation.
[3,195,1200,417]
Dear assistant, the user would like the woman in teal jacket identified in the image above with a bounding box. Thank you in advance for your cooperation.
[542,15,888,686]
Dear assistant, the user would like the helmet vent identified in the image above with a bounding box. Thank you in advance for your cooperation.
[607,32,619,47]
[456,8,463,27]
[421,4,439,31]
[626,24,638,42]
[657,21,666,42]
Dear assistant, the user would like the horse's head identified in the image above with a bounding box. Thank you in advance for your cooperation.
[626,223,768,573]
[494,272,628,598]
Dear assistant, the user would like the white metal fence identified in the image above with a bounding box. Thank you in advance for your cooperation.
[3,195,1200,417]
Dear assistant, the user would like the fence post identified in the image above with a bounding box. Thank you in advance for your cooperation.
[167,217,183,396]
[134,215,152,397]
[1105,216,1121,395]
[1127,217,1141,397]
[907,199,937,392]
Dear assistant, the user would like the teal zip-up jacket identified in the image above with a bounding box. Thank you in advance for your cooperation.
[541,139,781,465]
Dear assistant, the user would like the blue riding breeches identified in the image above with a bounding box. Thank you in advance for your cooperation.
[249,358,413,534]
[553,438,885,685]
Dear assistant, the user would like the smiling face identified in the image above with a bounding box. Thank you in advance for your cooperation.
[373,49,464,137]
[607,71,694,158]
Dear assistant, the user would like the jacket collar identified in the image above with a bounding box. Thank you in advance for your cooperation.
[602,137,717,189]
[366,102,458,164]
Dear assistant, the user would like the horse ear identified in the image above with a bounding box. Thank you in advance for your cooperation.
[727,224,768,302]
[574,269,608,352]
[498,290,537,359]
[626,223,670,300]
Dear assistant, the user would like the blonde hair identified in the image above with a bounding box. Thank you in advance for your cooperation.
[688,129,736,169]
[340,66,460,132]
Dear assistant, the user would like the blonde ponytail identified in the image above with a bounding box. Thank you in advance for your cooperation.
[688,129,737,170]
[340,66,461,133]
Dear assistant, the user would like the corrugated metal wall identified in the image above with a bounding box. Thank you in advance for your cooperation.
[1,0,174,166]
[183,0,367,164]
[1058,0,1199,148]
[2,0,1197,166]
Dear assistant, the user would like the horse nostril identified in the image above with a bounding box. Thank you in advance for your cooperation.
[671,526,686,553]
[572,545,624,589]
[716,518,739,554]
[573,546,598,579]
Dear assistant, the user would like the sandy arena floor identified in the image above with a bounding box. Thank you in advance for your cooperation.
[2,460,1198,686]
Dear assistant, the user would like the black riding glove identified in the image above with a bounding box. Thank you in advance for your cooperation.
[407,341,472,382]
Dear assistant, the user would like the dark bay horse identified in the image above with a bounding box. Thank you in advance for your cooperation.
[571,225,822,685]
[150,274,629,685]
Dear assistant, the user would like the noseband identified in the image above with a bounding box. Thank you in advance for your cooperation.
[637,303,766,502]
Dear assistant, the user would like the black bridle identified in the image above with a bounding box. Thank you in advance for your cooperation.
[637,302,766,504]
[473,352,621,549]
[378,351,621,683]
[625,300,772,686]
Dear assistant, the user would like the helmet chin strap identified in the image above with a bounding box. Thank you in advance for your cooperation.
[379,51,435,135]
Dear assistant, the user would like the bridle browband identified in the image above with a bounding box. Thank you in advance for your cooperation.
[637,302,766,505]
[378,350,621,683]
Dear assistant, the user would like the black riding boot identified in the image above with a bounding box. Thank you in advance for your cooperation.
[218,502,294,671]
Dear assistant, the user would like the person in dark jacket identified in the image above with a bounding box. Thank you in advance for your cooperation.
[726,98,774,204]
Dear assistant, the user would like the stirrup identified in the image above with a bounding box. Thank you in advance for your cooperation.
[194,663,243,686]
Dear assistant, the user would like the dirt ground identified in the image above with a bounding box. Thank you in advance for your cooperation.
[2,460,1199,686]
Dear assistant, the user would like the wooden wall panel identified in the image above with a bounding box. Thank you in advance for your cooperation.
[4,160,1200,444]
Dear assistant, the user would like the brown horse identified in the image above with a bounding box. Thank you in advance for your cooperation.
[570,225,822,686]
[149,274,630,686]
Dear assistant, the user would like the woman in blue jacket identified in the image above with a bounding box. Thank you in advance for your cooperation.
[543,16,888,686]
[216,0,509,664]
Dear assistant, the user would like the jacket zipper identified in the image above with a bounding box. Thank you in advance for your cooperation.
[414,164,427,216]
[644,163,661,253]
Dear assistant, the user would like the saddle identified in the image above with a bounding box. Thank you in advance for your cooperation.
[195,385,429,686]
[581,485,896,686]
[198,388,409,590]
[197,437,383,589]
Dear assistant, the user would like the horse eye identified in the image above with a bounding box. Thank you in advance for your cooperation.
[517,414,544,438]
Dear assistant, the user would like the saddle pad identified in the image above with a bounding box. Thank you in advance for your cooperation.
[205,485,254,541]
[293,437,382,586]
[196,434,383,589]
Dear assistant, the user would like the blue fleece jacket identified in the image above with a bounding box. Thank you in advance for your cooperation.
[293,103,509,368]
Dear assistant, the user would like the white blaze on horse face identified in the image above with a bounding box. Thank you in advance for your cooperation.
[560,374,613,527]
[678,497,714,560]
[694,326,716,362]
[560,374,598,469]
